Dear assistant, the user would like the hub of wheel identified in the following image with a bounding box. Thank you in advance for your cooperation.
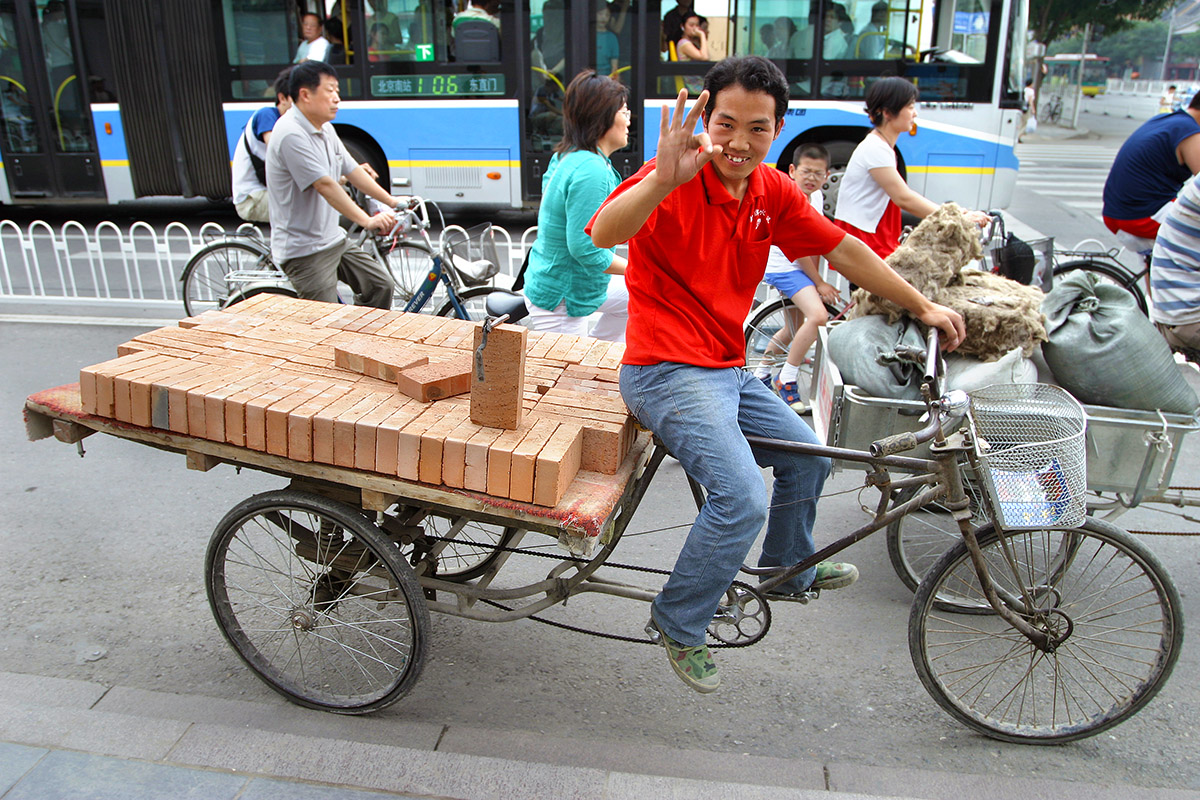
[290,609,315,631]
[1035,608,1074,650]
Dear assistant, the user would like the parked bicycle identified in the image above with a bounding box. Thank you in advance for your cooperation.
[1039,93,1063,125]
[179,196,506,319]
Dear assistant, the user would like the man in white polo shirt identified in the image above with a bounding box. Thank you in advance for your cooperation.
[266,60,405,308]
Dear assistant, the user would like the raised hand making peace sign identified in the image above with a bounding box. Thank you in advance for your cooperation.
[653,88,722,190]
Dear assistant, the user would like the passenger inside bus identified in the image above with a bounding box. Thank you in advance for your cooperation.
[675,13,708,63]
[366,0,402,46]
[538,0,565,75]
[856,1,889,59]
[660,0,694,56]
[294,12,330,64]
[771,15,814,59]
[324,17,349,64]
[822,4,852,60]
[758,23,776,56]
[596,4,620,76]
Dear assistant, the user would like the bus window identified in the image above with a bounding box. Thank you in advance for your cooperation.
[450,1,501,62]
[944,0,990,63]
[723,0,815,97]
[0,7,40,154]
[529,0,564,150]
[403,1,450,61]
[365,0,402,62]
[36,0,90,153]
[219,0,295,99]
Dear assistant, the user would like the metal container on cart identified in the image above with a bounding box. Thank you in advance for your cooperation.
[812,327,1199,502]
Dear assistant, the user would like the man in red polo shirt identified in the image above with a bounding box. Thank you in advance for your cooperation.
[589,56,964,694]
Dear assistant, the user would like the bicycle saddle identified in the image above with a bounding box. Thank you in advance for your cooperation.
[484,290,529,323]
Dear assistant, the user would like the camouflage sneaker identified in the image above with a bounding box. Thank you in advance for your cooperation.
[811,561,859,590]
[764,561,860,601]
[647,611,719,694]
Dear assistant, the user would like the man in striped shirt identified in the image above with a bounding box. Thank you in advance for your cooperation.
[1151,178,1200,355]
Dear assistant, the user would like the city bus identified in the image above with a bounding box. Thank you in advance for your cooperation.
[1043,53,1109,97]
[0,0,1026,211]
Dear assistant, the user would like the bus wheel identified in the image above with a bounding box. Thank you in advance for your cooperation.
[343,137,389,194]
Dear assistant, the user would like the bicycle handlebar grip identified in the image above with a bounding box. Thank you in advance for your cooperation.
[870,431,919,458]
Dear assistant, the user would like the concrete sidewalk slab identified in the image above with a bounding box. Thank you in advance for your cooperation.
[827,761,1200,800]
[93,686,445,751]
[438,724,828,790]
[0,671,1191,800]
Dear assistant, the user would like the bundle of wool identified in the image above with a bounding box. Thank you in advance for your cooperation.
[845,203,1046,361]
[850,202,984,320]
[936,270,1047,361]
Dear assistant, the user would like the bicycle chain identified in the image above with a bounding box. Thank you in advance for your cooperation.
[421,534,770,648]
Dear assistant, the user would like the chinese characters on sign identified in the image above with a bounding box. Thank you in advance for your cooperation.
[370,74,505,97]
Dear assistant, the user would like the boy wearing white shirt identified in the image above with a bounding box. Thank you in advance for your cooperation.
[754,143,841,412]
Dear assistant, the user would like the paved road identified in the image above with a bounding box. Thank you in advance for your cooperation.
[5,311,1200,795]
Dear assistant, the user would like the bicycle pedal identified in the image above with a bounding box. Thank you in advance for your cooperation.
[644,618,662,645]
[763,589,820,604]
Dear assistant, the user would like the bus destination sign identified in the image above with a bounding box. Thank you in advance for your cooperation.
[371,74,505,97]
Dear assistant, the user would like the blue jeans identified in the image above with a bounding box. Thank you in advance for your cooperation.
[620,362,831,646]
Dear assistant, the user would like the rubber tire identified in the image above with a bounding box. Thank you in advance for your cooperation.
[380,241,440,309]
[436,285,506,320]
[343,136,389,194]
[181,240,277,316]
[1052,259,1148,314]
[909,517,1183,743]
[205,489,429,714]
[743,296,840,382]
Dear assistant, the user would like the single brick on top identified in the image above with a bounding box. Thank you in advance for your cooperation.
[470,321,527,430]
[395,353,473,402]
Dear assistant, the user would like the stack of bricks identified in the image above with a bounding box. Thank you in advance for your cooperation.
[76,294,634,508]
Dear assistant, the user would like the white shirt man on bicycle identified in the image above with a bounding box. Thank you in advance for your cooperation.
[266,60,406,308]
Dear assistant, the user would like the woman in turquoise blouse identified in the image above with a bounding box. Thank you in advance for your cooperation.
[524,70,630,342]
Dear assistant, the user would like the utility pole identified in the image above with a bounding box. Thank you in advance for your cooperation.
[1071,23,1092,129]
[1163,4,1176,81]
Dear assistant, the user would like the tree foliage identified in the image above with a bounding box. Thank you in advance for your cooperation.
[1048,17,1200,75]
[1030,0,1174,51]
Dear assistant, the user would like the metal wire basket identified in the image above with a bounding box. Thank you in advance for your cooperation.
[970,384,1087,530]
[445,223,502,286]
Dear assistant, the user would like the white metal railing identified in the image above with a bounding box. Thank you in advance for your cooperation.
[0,219,533,307]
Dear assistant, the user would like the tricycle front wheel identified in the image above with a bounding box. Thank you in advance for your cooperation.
[205,489,430,713]
[909,518,1183,743]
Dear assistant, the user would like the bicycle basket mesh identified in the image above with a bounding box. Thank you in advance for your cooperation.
[970,383,1086,530]
[446,223,502,286]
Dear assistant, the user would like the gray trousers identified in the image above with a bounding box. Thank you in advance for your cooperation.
[280,236,394,309]
[1157,320,1200,353]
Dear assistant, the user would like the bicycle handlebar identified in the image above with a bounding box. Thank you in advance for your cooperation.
[868,328,958,458]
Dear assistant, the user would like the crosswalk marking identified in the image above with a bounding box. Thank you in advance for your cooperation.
[1014,142,1119,218]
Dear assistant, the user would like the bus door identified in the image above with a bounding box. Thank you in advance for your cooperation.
[521,0,639,202]
[0,0,103,199]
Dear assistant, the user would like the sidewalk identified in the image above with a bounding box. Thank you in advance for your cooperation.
[1018,121,1092,144]
[1,671,1195,800]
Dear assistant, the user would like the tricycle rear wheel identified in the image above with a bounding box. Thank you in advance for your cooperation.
[205,489,429,713]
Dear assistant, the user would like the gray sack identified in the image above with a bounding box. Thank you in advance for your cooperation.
[1041,271,1197,414]
[827,315,927,402]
